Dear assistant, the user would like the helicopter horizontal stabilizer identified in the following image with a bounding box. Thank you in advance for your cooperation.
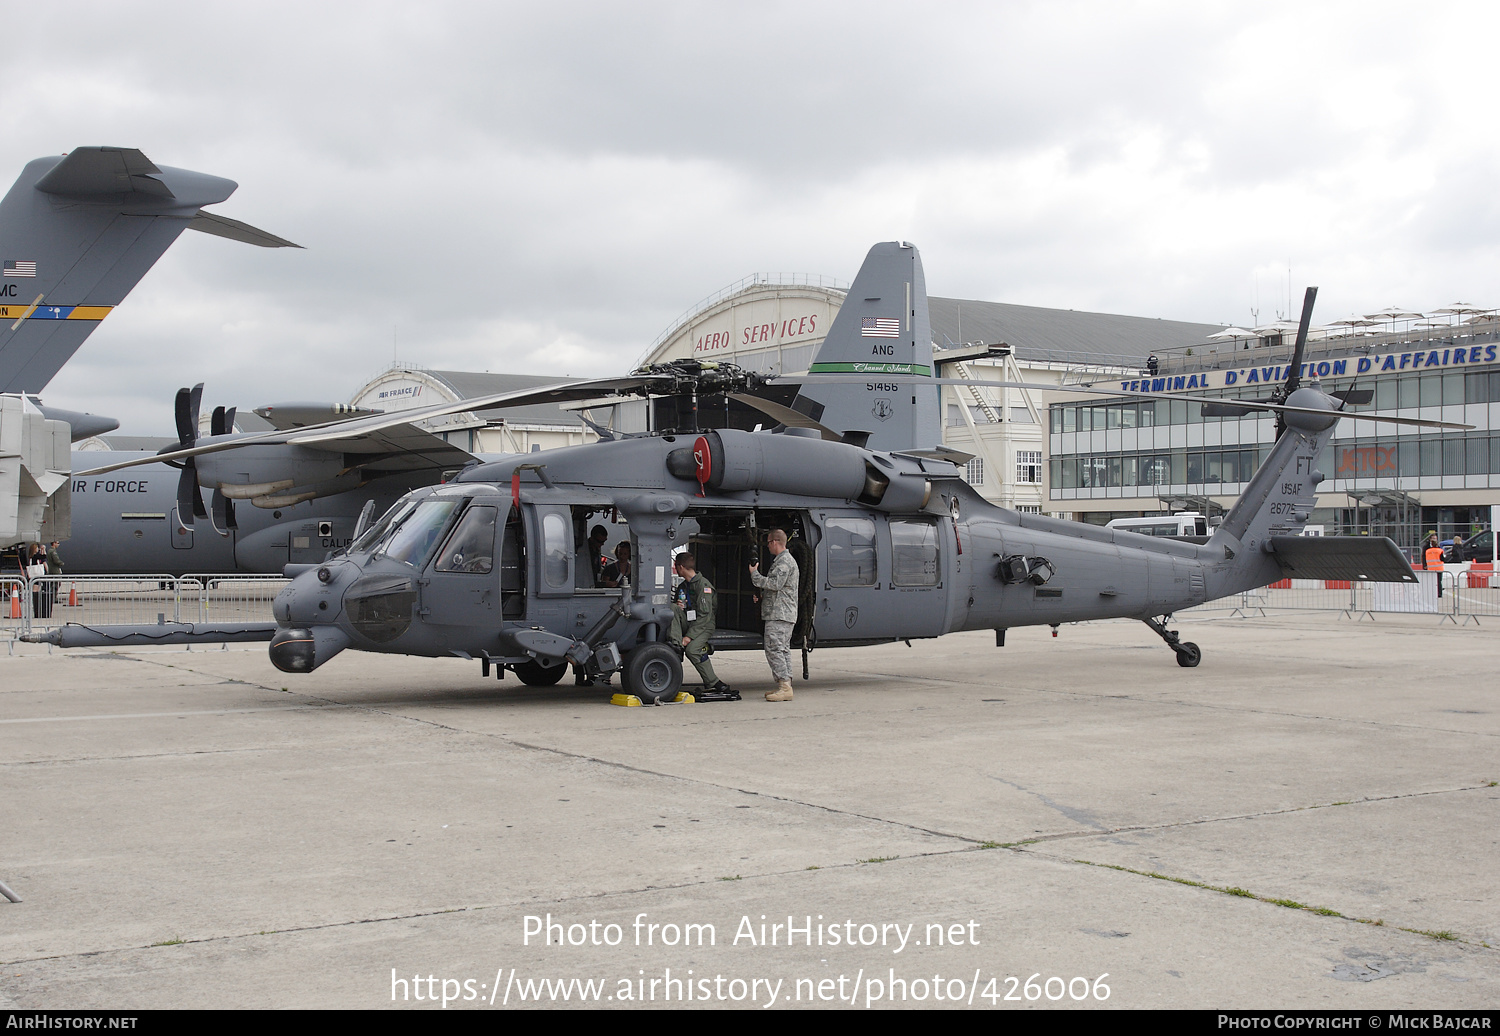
[1265,535,1417,583]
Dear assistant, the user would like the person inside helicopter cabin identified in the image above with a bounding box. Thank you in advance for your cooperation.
[601,541,632,588]
[575,524,609,588]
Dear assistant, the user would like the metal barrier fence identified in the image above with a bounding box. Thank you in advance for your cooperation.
[1185,568,1500,624]
[3,574,288,651]
[179,575,288,625]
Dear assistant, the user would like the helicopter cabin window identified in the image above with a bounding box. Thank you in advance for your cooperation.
[381,499,461,568]
[825,517,877,587]
[541,512,571,589]
[890,519,940,587]
[435,505,498,574]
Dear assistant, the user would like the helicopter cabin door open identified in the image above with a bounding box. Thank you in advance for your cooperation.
[683,508,816,650]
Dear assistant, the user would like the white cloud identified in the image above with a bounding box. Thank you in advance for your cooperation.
[4,0,1497,432]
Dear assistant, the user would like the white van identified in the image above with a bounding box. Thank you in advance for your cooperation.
[1105,512,1209,538]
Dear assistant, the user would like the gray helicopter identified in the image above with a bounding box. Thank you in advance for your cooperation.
[61,245,1460,702]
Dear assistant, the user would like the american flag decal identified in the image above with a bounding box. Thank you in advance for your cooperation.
[4,260,37,278]
[860,316,900,338]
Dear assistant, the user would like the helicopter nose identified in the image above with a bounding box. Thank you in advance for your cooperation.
[270,625,351,673]
[274,561,355,626]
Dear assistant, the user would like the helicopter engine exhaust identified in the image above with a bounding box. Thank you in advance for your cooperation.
[674,428,931,511]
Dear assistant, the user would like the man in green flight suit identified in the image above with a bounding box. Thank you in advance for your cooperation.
[669,552,737,701]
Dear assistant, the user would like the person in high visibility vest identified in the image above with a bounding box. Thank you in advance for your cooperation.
[1424,532,1444,598]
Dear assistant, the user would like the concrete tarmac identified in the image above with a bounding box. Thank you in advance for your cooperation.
[1,612,1496,1009]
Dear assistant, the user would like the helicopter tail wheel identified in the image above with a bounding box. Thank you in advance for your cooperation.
[624,643,682,704]
[1174,642,1202,668]
[514,659,568,686]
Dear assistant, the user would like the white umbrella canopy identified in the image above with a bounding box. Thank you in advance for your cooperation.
[1364,306,1423,333]
[1362,307,1424,336]
[1432,302,1486,316]
[1207,327,1256,340]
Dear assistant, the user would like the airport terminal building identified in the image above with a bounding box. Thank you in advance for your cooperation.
[1048,324,1500,546]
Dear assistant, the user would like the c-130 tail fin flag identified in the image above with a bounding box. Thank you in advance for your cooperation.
[791,241,939,452]
[0,146,300,396]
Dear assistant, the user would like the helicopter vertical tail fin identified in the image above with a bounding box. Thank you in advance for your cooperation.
[0,146,299,394]
[790,241,939,451]
[1205,404,1339,598]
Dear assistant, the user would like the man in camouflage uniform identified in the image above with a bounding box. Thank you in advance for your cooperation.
[748,528,800,702]
[669,553,733,698]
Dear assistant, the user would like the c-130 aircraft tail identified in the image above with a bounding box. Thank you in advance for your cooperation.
[0,146,299,412]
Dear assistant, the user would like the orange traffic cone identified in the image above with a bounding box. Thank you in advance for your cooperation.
[8,587,19,619]
[68,583,78,607]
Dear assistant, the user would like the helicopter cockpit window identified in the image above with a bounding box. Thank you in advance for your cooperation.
[435,505,498,573]
[541,512,571,588]
[350,499,417,555]
[890,518,940,587]
[380,499,461,568]
[825,517,877,587]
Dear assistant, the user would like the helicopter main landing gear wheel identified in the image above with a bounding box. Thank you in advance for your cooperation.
[621,643,682,704]
[1142,616,1202,668]
[514,659,568,686]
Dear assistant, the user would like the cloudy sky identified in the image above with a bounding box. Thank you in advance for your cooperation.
[5,1,1498,433]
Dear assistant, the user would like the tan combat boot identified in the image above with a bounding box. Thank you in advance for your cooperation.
[765,679,794,702]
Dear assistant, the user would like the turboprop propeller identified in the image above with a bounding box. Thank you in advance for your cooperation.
[160,382,240,534]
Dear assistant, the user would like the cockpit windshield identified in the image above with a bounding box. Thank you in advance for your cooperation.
[350,499,418,555]
[378,498,461,567]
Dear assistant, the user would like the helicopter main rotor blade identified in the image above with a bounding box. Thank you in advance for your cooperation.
[1284,286,1318,396]
[76,373,676,477]
[725,393,842,440]
[285,374,671,446]
[768,373,1472,431]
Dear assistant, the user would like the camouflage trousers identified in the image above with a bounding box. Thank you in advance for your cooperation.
[762,619,794,682]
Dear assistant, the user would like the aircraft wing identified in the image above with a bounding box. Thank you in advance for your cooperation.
[75,374,651,476]
[316,419,477,473]
[76,413,476,477]
[1265,535,1418,583]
